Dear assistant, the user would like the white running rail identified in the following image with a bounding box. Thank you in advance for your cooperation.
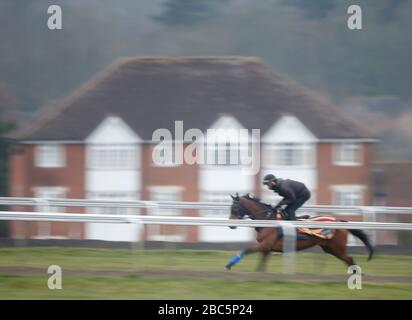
[0,211,412,230]
[1,197,412,215]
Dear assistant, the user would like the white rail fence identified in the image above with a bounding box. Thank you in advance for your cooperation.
[1,211,412,230]
[1,197,412,275]
[1,197,412,242]
[1,197,412,215]
[1,197,412,241]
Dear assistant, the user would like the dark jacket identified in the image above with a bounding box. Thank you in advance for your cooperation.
[270,179,309,207]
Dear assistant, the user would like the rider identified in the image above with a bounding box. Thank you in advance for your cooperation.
[262,174,311,220]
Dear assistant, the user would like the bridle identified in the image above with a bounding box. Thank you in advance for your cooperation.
[231,195,274,220]
[231,199,250,219]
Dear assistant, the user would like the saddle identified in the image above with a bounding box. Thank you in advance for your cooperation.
[272,209,336,240]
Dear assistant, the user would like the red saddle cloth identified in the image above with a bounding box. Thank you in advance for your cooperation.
[276,215,337,239]
[297,216,336,239]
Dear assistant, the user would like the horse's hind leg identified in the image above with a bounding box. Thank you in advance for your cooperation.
[321,244,355,267]
[321,230,356,269]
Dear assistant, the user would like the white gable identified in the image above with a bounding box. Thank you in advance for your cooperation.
[263,115,317,143]
[85,116,141,144]
[209,114,244,131]
[203,114,257,144]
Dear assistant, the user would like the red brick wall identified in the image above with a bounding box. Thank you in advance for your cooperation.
[8,144,29,198]
[8,144,86,239]
[317,143,374,205]
[8,141,380,243]
[141,144,199,242]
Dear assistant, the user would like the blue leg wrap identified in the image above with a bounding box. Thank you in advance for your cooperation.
[226,251,245,269]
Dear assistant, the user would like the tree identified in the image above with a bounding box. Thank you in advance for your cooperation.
[0,82,16,238]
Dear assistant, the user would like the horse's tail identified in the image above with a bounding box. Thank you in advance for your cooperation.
[340,220,374,261]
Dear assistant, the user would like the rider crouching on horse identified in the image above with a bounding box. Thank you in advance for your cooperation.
[262,174,311,220]
[224,175,311,271]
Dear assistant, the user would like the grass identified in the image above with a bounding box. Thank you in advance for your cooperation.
[0,247,411,299]
[0,247,411,276]
[0,275,411,299]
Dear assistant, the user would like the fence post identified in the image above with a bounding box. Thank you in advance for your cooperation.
[146,201,178,267]
[34,198,52,239]
[280,221,296,275]
[361,206,377,246]
[128,217,144,272]
[146,201,159,240]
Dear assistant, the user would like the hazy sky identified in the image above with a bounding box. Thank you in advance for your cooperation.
[0,0,411,111]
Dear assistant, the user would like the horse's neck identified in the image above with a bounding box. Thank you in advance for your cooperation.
[242,199,268,220]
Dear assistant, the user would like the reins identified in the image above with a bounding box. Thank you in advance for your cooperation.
[238,196,274,220]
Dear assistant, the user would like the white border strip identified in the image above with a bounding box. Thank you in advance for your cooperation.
[0,211,412,230]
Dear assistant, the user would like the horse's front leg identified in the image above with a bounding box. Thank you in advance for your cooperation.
[224,244,259,271]
[225,232,277,271]
[255,235,279,272]
[256,251,271,272]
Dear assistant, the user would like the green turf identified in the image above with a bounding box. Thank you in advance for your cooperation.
[0,247,410,276]
[0,247,411,299]
[0,275,411,299]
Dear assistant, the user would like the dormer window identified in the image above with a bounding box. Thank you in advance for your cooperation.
[88,144,136,170]
[207,142,241,166]
[264,143,313,167]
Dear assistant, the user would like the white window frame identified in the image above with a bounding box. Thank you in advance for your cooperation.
[263,143,314,168]
[87,144,137,170]
[32,186,67,239]
[202,142,252,169]
[33,186,67,212]
[86,191,139,215]
[331,185,365,206]
[148,186,183,216]
[147,186,185,241]
[206,143,242,167]
[35,144,66,168]
[333,143,363,166]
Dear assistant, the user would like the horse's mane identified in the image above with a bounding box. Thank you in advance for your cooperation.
[242,193,272,209]
[242,193,260,201]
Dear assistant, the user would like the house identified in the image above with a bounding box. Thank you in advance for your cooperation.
[7,57,377,242]
[372,161,412,245]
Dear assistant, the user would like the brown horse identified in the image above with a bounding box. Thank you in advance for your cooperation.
[225,194,374,271]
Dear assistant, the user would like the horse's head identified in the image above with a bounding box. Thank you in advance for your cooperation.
[229,193,273,229]
[228,193,250,229]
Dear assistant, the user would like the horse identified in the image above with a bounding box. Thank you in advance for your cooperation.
[225,193,374,272]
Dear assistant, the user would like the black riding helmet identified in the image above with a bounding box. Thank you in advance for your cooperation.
[262,174,277,185]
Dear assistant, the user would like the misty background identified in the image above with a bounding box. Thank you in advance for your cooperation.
[0,0,412,167]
